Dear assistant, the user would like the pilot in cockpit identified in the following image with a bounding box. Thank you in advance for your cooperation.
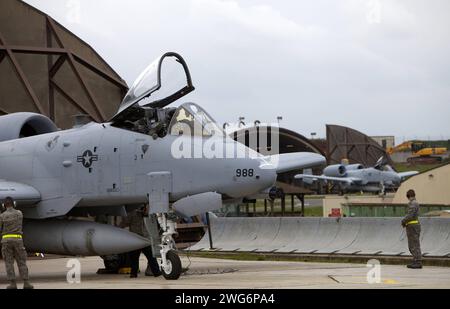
[170,108,195,136]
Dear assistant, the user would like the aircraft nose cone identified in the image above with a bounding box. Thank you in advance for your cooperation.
[257,161,278,190]
[237,164,276,197]
[220,158,278,199]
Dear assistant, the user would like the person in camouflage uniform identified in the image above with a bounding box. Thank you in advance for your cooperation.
[125,206,161,278]
[401,190,423,269]
[0,197,34,289]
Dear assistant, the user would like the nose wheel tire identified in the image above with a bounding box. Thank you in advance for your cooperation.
[162,250,182,280]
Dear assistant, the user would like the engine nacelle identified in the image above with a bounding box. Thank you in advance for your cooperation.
[323,164,347,177]
[346,164,364,171]
[0,113,58,142]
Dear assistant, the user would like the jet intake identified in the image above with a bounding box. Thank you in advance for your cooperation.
[23,220,151,256]
[323,164,347,177]
[0,113,58,142]
[172,192,222,218]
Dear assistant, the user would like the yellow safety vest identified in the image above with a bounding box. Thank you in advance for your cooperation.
[2,234,22,239]
[406,220,419,226]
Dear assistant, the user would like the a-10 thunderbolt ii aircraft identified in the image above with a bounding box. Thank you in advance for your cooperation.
[296,157,418,195]
[0,52,325,280]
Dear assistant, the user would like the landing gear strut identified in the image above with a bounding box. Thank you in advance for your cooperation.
[146,172,182,280]
[378,183,386,196]
[157,213,182,280]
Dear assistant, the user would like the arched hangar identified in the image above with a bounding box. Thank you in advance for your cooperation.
[0,0,128,129]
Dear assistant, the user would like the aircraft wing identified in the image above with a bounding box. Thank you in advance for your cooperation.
[264,153,326,174]
[295,174,362,185]
[0,180,41,205]
[398,171,419,179]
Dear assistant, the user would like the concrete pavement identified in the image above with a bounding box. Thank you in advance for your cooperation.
[1,256,450,289]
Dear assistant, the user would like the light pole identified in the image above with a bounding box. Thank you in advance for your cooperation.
[277,116,283,125]
[239,117,246,128]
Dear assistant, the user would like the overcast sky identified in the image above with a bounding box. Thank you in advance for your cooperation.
[24,0,450,142]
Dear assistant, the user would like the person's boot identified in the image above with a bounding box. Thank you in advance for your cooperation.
[23,280,34,289]
[145,265,153,277]
[152,269,162,278]
[145,265,161,277]
[6,281,17,289]
[407,262,423,269]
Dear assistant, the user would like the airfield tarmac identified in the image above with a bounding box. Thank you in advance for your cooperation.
[1,256,449,289]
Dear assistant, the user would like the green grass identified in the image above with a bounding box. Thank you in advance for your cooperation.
[303,206,323,217]
[394,162,447,173]
[422,140,450,148]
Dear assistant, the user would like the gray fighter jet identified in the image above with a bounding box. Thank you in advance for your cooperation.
[0,52,325,280]
[295,157,418,195]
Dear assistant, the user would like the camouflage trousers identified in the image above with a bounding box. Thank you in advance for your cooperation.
[1,239,29,281]
[406,224,422,264]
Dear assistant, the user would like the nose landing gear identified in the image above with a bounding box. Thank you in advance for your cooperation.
[378,182,386,196]
[161,250,182,280]
[146,172,183,280]
[157,213,182,280]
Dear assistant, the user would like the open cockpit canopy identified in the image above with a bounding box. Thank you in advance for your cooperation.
[112,52,194,121]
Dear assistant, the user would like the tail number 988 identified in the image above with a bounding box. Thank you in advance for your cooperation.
[236,169,255,178]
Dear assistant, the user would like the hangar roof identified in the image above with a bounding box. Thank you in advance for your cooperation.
[232,126,325,157]
[0,0,128,128]
[326,124,394,168]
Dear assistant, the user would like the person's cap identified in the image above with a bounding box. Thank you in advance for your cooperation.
[406,190,416,198]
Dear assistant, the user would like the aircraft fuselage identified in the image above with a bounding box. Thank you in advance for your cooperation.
[0,122,276,218]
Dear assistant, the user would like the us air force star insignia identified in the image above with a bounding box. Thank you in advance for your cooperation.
[77,150,99,168]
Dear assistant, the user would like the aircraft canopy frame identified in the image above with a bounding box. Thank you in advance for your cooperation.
[112,52,195,120]
[169,102,224,137]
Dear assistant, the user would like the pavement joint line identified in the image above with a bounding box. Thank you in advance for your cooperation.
[327,275,340,283]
